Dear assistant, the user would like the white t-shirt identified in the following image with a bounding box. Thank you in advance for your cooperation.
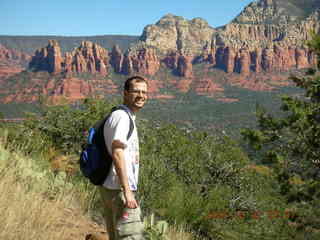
[102,105,140,191]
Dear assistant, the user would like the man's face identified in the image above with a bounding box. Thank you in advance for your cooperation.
[124,81,148,112]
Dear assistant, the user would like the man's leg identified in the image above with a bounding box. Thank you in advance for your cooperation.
[99,187,117,240]
[100,188,145,240]
[113,191,145,240]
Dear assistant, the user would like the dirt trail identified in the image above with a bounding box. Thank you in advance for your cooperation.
[58,207,108,240]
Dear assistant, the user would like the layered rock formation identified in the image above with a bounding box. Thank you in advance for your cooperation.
[29,40,109,76]
[136,0,319,76]
[69,41,109,75]
[110,45,123,73]
[30,41,162,77]
[2,75,119,104]
[29,0,319,79]
[140,14,215,56]
[0,44,30,81]
[0,44,30,65]
[5,0,319,103]
[122,47,160,75]
[163,52,193,77]
[220,0,320,47]
[177,55,193,78]
[29,40,63,74]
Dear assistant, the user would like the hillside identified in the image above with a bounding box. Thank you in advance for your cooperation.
[0,142,107,239]
[3,92,319,239]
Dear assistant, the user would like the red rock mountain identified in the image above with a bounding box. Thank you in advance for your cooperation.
[30,0,319,78]
[0,44,30,64]
[1,0,320,102]
[0,44,30,81]
[29,40,109,76]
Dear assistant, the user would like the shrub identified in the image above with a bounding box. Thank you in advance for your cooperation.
[138,122,294,239]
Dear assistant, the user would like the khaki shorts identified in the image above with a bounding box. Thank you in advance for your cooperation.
[99,188,145,240]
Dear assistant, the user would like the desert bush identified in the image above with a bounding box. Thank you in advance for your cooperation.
[138,122,296,239]
[22,97,120,155]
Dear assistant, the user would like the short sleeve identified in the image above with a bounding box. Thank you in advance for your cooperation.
[104,110,130,151]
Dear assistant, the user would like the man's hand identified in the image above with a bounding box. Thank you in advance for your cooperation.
[124,190,138,209]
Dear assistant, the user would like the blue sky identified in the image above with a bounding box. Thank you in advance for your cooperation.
[1,0,254,36]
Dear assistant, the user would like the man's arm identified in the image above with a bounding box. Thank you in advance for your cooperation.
[112,140,138,209]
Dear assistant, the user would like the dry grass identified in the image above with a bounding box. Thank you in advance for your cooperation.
[0,129,202,240]
[0,145,104,240]
[1,179,71,239]
[167,225,203,240]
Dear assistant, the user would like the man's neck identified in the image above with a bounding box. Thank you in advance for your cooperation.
[123,104,139,114]
[122,104,137,115]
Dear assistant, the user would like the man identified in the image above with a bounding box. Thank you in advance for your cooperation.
[100,76,148,240]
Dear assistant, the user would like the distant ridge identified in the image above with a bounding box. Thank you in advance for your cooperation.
[0,35,139,54]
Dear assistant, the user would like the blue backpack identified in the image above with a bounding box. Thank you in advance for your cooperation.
[79,106,134,185]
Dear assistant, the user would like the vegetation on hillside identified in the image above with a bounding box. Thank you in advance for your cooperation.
[0,133,97,239]
[0,102,200,240]
[242,33,320,238]
[0,98,310,239]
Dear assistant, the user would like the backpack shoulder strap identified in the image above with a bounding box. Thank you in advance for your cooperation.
[90,105,135,152]
[113,105,134,140]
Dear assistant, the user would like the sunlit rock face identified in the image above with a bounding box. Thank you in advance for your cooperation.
[3,0,320,103]
[140,14,215,56]
[29,40,109,75]
[29,0,320,77]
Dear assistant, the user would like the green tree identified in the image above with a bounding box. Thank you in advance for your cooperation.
[19,97,120,155]
[138,122,294,239]
[242,33,320,236]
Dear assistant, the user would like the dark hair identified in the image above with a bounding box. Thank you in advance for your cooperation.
[124,76,147,91]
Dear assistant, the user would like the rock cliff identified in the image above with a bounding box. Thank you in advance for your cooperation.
[3,0,320,103]
[29,0,320,79]
[219,0,320,47]
[29,40,63,74]
[140,14,215,56]
[70,41,109,75]
[137,0,319,76]
[29,40,109,76]
[110,45,123,73]
[0,44,30,81]
[0,44,30,65]
[122,46,160,75]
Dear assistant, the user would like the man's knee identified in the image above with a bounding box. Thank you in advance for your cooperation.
[116,207,144,240]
